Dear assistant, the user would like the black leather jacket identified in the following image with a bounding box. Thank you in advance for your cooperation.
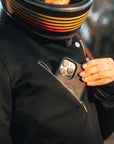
[0,13,114,144]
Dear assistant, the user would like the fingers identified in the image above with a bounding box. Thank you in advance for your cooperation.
[82,70,114,82]
[82,71,114,86]
[82,58,113,69]
[86,78,114,86]
[81,63,114,77]
[79,58,114,86]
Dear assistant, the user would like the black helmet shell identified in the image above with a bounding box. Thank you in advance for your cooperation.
[1,0,93,39]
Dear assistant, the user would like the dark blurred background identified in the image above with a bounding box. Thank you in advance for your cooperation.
[79,0,114,59]
[0,0,114,143]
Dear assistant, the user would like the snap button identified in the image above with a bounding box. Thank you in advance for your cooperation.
[75,41,80,48]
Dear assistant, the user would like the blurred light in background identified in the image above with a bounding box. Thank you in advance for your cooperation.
[80,0,114,58]
[0,0,2,11]
[0,0,2,20]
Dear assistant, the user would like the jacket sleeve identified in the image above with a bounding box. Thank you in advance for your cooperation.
[0,58,12,144]
[90,82,114,140]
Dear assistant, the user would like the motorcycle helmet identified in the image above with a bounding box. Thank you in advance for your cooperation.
[1,0,93,39]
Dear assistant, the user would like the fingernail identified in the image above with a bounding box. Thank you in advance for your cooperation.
[79,71,86,76]
[83,64,87,69]
[83,77,88,80]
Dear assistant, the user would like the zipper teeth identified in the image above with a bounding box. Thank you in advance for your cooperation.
[38,60,52,72]
[38,61,87,112]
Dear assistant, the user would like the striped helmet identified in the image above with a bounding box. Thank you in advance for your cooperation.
[2,0,93,39]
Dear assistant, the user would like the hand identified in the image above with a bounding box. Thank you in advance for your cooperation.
[79,58,114,86]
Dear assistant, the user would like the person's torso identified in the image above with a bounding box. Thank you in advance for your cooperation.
[0,23,103,144]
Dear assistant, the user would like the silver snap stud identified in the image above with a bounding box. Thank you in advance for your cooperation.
[75,42,80,48]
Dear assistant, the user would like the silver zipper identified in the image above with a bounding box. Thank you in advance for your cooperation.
[38,60,88,113]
